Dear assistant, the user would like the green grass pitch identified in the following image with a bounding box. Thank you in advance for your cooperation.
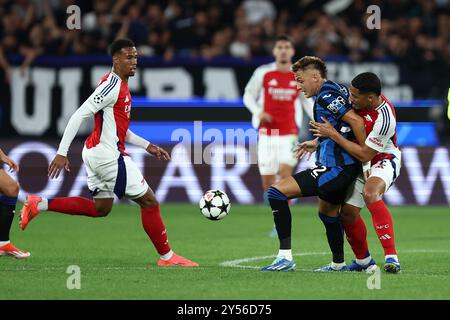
[1,203,449,300]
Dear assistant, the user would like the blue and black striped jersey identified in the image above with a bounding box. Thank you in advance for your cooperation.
[314,80,357,167]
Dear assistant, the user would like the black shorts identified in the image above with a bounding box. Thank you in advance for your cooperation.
[292,164,360,205]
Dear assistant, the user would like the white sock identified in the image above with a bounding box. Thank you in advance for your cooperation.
[277,249,292,261]
[331,261,347,270]
[160,250,174,261]
[37,198,48,211]
[356,255,373,266]
[0,240,11,246]
[385,254,398,262]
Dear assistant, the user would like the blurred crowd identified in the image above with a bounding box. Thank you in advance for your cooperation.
[0,0,449,88]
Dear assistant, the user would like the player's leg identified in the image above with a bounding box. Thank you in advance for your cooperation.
[314,199,347,271]
[267,134,297,238]
[341,176,375,271]
[124,156,197,267]
[260,175,301,271]
[266,164,294,238]
[364,158,401,273]
[340,203,376,271]
[0,169,30,258]
[311,164,360,271]
[20,152,116,230]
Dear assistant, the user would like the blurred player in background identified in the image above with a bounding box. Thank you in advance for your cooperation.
[261,56,366,272]
[309,72,401,273]
[243,35,313,236]
[19,39,198,267]
[0,148,30,258]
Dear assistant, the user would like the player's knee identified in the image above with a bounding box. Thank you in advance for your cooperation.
[340,210,358,224]
[363,189,380,205]
[143,197,159,208]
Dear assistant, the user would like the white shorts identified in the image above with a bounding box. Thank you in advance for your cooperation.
[257,134,298,175]
[345,156,401,208]
[82,147,149,199]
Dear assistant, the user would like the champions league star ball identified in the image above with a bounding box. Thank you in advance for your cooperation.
[199,190,231,221]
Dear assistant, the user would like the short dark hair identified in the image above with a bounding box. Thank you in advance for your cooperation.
[351,72,381,95]
[291,56,327,78]
[109,38,135,56]
[274,35,294,46]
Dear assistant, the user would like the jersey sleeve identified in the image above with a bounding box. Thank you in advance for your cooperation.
[57,104,95,157]
[84,74,121,113]
[316,91,351,120]
[365,108,396,152]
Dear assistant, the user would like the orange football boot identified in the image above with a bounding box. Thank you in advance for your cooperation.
[0,243,31,259]
[157,253,199,267]
[19,195,42,231]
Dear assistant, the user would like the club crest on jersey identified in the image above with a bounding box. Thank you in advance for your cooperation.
[364,114,373,122]
[93,93,104,104]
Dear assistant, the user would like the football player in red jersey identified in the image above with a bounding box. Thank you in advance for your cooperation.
[0,148,30,258]
[309,72,401,273]
[243,35,313,236]
[19,39,198,267]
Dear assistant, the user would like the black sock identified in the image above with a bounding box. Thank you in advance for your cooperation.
[0,196,18,242]
[319,212,344,263]
[267,187,291,249]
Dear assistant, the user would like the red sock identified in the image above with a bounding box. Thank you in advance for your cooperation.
[48,197,99,217]
[367,199,397,255]
[343,215,369,259]
[141,205,171,255]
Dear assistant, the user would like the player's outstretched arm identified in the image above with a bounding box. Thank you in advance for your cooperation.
[49,103,95,179]
[310,112,377,163]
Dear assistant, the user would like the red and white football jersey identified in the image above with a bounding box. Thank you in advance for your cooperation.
[357,95,401,165]
[84,72,131,157]
[244,62,312,136]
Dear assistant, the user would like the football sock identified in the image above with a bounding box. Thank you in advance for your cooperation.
[0,240,10,246]
[47,197,99,217]
[367,200,397,255]
[330,262,347,270]
[141,205,171,256]
[356,256,373,266]
[0,196,17,242]
[343,215,369,259]
[277,249,293,261]
[159,249,174,261]
[319,212,344,263]
[267,187,291,249]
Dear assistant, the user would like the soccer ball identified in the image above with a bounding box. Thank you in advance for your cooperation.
[199,189,231,221]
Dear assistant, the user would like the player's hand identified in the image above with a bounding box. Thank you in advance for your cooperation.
[294,138,318,160]
[362,161,371,181]
[147,144,171,161]
[258,112,272,124]
[48,154,70,179]
[309,117,338,138]
[0,154,19,172]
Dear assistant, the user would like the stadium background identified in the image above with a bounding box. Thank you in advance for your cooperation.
[0,0,449,205]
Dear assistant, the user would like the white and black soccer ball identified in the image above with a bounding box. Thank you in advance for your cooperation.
[199,189,231,221]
